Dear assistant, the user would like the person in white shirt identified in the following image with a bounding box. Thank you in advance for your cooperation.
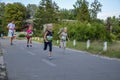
[59,27,69,50]
[7,20,16,45]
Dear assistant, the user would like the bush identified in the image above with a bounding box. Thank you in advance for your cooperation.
[110,33,117,40]
[18,34,26,37]
[117,33,120,40]
[53,21,112,41]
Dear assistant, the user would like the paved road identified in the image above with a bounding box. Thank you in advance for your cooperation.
[0,39,120,80]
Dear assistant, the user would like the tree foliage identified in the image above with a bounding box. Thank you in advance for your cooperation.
[0,2,5,19]
[26,4,38,19]
[53,21,109,41]
[59,9,75,20]
[90,0,102,19]
[0,2,5,33]
[3,2,26,32]
[34,0,59,36]
[73,0,90,22]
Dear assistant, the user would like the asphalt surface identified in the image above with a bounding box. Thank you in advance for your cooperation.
[0,39,120,80]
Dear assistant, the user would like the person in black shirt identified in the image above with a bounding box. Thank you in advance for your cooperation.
[43,24,53,60]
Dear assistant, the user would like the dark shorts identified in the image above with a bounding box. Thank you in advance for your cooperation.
[26,36,32,39]
[44,41,52,52]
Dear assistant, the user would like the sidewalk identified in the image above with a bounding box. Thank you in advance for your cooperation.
[0,47,8,80]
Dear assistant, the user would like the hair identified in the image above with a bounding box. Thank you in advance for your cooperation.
[58,28,64,34]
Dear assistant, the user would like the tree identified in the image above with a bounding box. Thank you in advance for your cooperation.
[0,2,5,18]
[3,2,26,32]
[0,2,5,25]
[73,0,83,18]
[26,4,38,19]
[90,0,102,19]
[73,0,90,22]
[59,9,75,20]
[34,0,59,36]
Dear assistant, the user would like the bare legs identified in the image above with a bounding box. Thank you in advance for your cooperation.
[10,36,14,45]
[27,38,32,47]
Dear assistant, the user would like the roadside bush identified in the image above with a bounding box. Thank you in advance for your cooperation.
[53,21,112,41]
[117,33,120,40]
[110,33,117,40]
[18,34,26,37]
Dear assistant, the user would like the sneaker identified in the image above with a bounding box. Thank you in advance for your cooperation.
[59,46,61,48]
[27,45,29,47]
[48,56,53,60]
[30,45,32,47]
[10,43,13,45]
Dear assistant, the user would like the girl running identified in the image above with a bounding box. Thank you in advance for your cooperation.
[26,24,33,47]
[59,27,69,50]
[43,24,53,59]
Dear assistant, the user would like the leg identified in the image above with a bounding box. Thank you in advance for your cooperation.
[63,41,66,50]
[30,38,32,47]
[27,38,29,47]
[44,42,48,50]
[48,42,52,57]
[60,41,63,48]
[10,32,14,45]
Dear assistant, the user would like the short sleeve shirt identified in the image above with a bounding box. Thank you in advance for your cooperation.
[61,32,67,40]
[7,23,15,32]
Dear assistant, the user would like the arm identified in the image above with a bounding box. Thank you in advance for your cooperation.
[59,33,62,39]
[7,24,9,29]
[67,34,70,41]
[44,31,48,42]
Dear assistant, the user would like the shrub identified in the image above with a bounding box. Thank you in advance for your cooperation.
[117,33,120,40]
[110,33,117,40]
[53,21,112,41]
[18,34,26,37]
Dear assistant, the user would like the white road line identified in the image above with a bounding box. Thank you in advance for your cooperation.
[27,51,36,55]
[42,59,56,67]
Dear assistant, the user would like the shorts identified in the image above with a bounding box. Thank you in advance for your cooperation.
[60,40,66,48]
[44,41,52,52]
[26,36,32,39]
[8,31,14,37]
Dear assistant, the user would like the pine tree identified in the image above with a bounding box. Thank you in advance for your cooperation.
[26,4,38,19]
[90,0,102,19]
[80,0,90,22]
[73,0,90,22]
[34,0,59,33]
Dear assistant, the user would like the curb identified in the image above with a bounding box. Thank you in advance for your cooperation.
[0,49,8,80]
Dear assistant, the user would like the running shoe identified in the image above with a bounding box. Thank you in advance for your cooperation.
[49,56,53,60]
[10,43,13,45]
[30,45,32,47]
[27,45,29,47]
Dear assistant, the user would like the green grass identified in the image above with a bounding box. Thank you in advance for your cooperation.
[53,40,120,59]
